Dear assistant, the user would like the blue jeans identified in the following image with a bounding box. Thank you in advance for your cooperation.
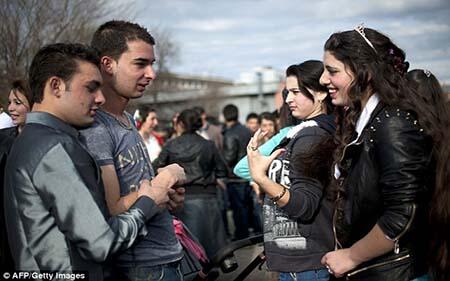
[177,196,227,258]
[279,269,329,281]
[118,262,183,281]
[250,188,263,234]
[227,182,252,240]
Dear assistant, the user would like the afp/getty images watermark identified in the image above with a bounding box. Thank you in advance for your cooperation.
[2,271,88,280]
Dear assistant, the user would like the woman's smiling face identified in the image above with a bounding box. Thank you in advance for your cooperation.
[320,51,354,107]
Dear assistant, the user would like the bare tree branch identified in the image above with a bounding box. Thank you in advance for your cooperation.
[0,0,180,108]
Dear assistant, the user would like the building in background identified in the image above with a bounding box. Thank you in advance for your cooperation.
[134,67,284,125]
[135,69,450,127]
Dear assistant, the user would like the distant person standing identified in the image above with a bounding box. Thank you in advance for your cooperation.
[193,106,223,150]
[0,79,33,272]
[258,111,278,144]
[154,109,228,258]
[192,106,229,238]
[246,112,259,135]
[1,80,32,137]
[139,107,163,162]
[222,104,253,240]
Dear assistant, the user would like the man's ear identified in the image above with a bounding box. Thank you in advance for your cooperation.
[48,77,66,98]
[100,56,116,74]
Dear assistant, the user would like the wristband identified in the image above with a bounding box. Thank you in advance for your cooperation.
[271,186,287,204]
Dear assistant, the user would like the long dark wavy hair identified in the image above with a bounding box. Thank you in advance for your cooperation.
[406,69,450,281]
[325,28,450,280]
[325,28,414,179]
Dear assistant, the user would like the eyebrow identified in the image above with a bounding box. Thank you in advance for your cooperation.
[86,80,102,89]
[325,65,339,71]
[133,58,156,64]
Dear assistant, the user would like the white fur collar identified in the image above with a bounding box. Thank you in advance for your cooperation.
[286,120,319,139]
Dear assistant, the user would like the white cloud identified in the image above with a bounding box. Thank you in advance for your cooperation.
[285,0,449,22]
[369,0,448,11]
[177,18,242,31]
[135,0,450,83]
[387,22,450,37]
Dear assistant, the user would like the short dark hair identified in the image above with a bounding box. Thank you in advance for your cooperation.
[258,111,276,124]
[246,112,258,121]
[91,20,155,59]
[29,43,100,103]
[192,106,205,115]
[223,104,238,122]
[177,109,202,134]
[10,79,33,108]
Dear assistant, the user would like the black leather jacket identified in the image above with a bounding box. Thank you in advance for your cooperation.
[4,112,158,279]
[222,122,252,180]
[153,133,228,195]
[0,126,18,271]
[336,104,433,279]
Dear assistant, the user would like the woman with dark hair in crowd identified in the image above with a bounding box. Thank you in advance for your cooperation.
[319,25,449,281]
[406,69,449,131]
[153,108,228,258]
[1,80,32,137]
[1,79,33,271]
[247,60,336,281]
[406,69,450,281]
[258,111,278,144]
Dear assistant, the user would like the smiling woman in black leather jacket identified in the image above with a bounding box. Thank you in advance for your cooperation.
[319,26,450,281]
[153,108,228,258]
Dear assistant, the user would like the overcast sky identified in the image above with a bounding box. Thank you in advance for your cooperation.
[132,0,450,83]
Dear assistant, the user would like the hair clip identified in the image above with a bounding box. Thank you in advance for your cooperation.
[354,23,377,53]
[423,69,432,77]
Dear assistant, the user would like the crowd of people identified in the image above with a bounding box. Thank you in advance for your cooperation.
[0,20,449,281]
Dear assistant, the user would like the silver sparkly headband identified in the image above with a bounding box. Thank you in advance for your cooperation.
[423,69,432,77]
[354,24,377,53]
